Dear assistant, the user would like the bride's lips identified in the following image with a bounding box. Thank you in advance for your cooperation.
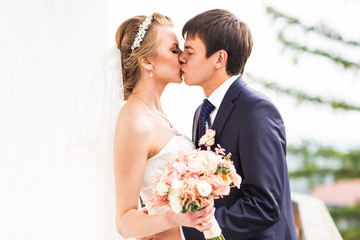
[180,68,184,76]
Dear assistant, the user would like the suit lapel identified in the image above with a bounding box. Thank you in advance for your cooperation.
[212,77,247,141]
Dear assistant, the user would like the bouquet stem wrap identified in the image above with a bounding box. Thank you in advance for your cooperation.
[204,215,225,240]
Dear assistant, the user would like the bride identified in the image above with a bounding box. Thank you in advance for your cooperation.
[112,13,215,239]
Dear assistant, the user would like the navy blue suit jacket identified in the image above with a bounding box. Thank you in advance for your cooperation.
[182,77,297,240]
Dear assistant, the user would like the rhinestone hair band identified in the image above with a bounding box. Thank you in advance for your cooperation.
[131,15,153,52]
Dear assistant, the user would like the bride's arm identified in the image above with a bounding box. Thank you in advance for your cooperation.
[113,112,214,239]
[113,112,163,238]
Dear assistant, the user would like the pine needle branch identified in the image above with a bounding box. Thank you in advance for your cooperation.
[278,33,360,70]
[247,73,360,112]
[266,6,360,47]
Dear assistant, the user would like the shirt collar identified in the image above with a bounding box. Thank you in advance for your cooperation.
[207,75,239,109]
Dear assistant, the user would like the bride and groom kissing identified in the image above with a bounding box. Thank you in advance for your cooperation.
[112,9,297,240]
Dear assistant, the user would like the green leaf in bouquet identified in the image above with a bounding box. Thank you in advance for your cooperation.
[188,201,200,212]
[182,201,200,213]
[215,165,230,175]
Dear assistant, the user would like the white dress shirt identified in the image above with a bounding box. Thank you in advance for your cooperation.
[207,75,239,126]
[180,75,239,240]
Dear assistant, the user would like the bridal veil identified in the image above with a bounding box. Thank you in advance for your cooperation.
[66,45,130,240]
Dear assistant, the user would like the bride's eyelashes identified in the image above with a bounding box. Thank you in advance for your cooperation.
[172,46,180,53]
[171,48,182,55]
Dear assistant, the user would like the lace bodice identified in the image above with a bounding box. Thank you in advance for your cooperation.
[140,135,195,215]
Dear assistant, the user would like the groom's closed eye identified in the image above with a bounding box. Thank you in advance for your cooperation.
[184,46,194,56]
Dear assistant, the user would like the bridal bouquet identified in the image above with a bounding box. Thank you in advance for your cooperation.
[152,125,242,240]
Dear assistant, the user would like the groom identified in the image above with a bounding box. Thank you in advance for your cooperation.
[180,9,297,240]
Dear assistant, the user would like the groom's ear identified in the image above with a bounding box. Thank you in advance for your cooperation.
[214,50,228,70]
[138,56,154,71]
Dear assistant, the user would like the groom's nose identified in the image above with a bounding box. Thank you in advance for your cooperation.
[179,53,186,64]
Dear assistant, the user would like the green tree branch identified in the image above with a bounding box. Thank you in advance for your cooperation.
[247,73,360,112]
[266,6,360,47]
[278,33,360,70]
[287,141,360,182]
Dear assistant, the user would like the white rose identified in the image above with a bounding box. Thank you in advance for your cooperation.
[168,190,183,213]
[197,181,212,197]
[208,154,221,164]
[188,160,202,173]
[155,182,169,196]
[171,178,184,192]
[172,162,187,173]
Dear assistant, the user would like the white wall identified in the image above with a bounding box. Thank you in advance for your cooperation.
[0,0,106,239]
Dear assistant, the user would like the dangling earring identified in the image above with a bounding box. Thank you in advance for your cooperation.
[149,65,153,78]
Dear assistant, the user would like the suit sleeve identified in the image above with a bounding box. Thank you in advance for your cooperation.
[215,98,287,238]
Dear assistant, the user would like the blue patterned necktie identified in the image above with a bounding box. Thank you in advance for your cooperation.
[199,99,215,139]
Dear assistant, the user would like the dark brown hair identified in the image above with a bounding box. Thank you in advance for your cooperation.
[182,9,253,75]
[115,13,173,100]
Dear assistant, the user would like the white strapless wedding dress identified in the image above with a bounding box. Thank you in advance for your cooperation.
[140,134,195,215]
[114,135,195,240]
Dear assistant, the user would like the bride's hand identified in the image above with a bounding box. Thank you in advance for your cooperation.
[168,200,215,232]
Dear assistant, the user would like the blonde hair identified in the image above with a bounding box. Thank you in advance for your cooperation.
[115,13,173,100]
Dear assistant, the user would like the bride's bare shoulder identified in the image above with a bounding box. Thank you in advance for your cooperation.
[115,100,152,138]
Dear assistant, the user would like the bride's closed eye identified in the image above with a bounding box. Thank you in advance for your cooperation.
[172,48,182,55]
